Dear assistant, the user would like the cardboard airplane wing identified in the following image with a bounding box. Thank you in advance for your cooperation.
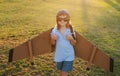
[9,29,52,62]
[74,32,113,72]
[8,28,113,72]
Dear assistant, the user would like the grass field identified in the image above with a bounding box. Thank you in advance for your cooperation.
[0,0,120,76]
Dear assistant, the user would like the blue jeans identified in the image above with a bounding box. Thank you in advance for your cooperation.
[56,61,74,72]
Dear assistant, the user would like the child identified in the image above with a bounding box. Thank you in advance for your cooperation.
[51,9,76,76]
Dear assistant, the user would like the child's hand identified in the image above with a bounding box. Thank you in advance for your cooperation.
[67,34,73,41]
[51,34,58,40]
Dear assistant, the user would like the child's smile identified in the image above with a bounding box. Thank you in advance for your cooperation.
[58,15,68,26]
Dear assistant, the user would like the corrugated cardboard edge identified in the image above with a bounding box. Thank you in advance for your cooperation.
[8,48,14,62]
[110,57,114,72]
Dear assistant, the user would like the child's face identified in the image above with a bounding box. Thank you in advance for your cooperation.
[58,15,68,27]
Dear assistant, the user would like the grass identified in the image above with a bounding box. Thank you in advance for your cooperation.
[0,0,120,76]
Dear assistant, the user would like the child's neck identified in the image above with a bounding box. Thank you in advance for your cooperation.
[59,26,67,35]
[60,26,66,30]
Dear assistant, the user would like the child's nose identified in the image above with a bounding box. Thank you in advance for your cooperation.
[61,20,65,22]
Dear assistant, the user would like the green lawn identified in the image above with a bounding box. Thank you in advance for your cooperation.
[0,0,120,76]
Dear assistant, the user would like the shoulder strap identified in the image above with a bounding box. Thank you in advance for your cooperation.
[70,24,76,40]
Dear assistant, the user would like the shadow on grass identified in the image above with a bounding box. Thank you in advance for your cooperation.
[104,0,120,11]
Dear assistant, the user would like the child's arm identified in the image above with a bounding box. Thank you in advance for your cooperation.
[51,38,56,45]
[51,34,57,45]
[70,37,76,46]
[67,34,76,46]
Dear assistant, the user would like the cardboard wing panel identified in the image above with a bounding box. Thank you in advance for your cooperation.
[10,42,29,61]
[8,29,52,62]
[32,29,52,56]
[93,48,113,72]
[74,32,113,72]
[74,32,93,61]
